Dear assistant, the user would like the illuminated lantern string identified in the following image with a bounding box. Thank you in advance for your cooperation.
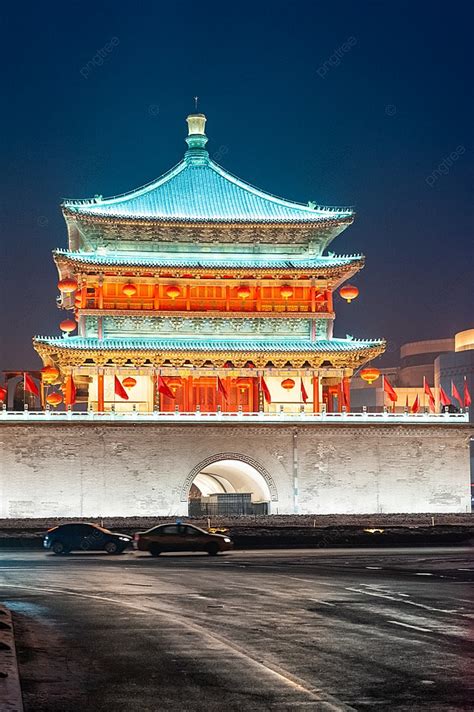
[281,378,296,390]
[360,367,381,385]
[122,283,137,298]
[339,284,359,303]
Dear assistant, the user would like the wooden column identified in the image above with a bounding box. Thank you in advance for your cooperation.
[343,376,351,411]
[312,373,319,413]
[252,377,259,413]
[310,285,316,313]
[225,285,230,312]
[256,285,262,312]
[186,284,191,311]
[336,383,343,412]
[187,375,194,411]
[153,284,160,310]
[327,289,333,312]
[97,370,105,412]
[97,278,104,309]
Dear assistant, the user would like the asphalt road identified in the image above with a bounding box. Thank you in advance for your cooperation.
[0,547,473,712]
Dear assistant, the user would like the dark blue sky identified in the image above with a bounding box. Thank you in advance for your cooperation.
[1,0,472,369]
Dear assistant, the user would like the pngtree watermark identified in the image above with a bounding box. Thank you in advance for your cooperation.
[317,37,357,79]
[425,145,465,187]
[80,37,120,80]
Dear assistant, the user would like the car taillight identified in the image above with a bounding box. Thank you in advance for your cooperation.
[134,533,140,541]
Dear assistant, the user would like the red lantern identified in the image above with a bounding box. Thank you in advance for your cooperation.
[57,277,78,293]
[41,365,59,381]
[122,283,137,298]
[360,367,381,385]
[237,286,251,300]
[166,285,181,300]
[339,284,359,303]
[122,377,137,389]
[41,366,60,383]
[280,285,293,299]
[46,392,63,407]
[60,319,76,333]
[281,378,295,390]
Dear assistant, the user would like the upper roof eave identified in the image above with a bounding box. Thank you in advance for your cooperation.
[61,157,355,226]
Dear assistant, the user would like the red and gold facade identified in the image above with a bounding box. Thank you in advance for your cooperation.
[34,113,384,411]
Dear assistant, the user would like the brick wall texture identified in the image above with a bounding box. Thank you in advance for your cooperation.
[0,422,471,517]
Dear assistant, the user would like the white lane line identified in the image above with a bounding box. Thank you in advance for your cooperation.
[415,573,433,576]
[0,582,355,712]
[387,620,432,633]
[344,587,463,616]
[365,566,381,570]
[309,599,336,607]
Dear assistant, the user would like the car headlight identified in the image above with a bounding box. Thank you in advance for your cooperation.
[119,537,129,542]
[224,537,231,543]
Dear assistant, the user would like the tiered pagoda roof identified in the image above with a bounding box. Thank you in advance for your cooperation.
[34,336,385,369]
[62,114,354,252]
[54,249,364,280]
[62,157,353,226]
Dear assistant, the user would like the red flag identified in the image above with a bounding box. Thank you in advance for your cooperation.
[383,375,397,402]
[424,377,436,412]
[451,381,463,409]
[157,375,174,399]
[24,373,39,397]
[464,377,472,408]
[64,374,76,406]
[114,376,129,400]
[301,378,309,404]
[411,394,420,413]
[260,376,271,404]
[439,386,451,407]
[0,385,7,402]
[217,376,228,402]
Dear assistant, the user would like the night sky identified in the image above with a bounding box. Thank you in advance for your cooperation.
[1,0,472,370]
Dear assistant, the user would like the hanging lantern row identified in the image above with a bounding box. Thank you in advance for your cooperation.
[46,392,63,407]
[281,378,296,390]
[41,366,60,383]
[59,281,302,302]
[339,284,359,303]
[122,377,137,389]
[60,319,77,333]
[360,367,381,384]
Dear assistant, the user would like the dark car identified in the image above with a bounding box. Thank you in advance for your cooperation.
[134,523,233,556]
[44,523,132,555]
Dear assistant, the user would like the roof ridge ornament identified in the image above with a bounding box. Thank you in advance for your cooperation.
[185,112,209,164]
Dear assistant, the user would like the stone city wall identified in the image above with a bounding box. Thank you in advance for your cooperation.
[0,422,471,517]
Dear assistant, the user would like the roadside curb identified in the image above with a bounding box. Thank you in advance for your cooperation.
[0,605,24,712]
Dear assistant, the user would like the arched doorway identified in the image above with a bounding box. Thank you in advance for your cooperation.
[183,454,277,516]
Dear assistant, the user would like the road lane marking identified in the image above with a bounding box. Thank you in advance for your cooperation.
[309,599,336,607]
[387,620,432,633]
[0,582,355,712]
[344,587,465,616]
